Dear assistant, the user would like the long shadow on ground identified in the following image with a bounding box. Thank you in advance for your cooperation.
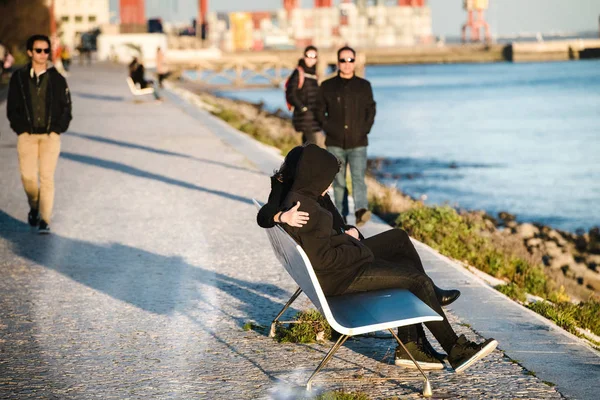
[60,151,254,205]
[0,210,308,389]
[65,132,266,177]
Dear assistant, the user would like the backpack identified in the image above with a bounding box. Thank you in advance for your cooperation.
[284,67,305,111]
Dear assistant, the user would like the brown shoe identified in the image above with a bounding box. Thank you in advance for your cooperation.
[355,208,371,227]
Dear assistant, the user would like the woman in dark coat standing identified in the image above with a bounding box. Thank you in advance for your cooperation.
[286,46,324,148]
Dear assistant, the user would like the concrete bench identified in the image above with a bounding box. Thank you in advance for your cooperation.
[253,199,443,396]
[126,76,155,96]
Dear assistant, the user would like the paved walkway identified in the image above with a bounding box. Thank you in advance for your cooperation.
[0,64,593,399]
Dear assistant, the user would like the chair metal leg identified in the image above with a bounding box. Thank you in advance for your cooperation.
[269,287,302,337]
[306,334,350,391]
[389,329,433,398]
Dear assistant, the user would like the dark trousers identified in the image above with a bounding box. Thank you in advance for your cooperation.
[361,229,430,345]
[158,72,171,88]
[342,251,458,353]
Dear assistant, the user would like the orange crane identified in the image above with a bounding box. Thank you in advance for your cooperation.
[462,0,491,43]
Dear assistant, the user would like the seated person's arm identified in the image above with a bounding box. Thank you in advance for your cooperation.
[298,217,373,271]
[257,179,309,228]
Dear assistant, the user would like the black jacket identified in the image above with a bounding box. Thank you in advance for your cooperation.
[257,175,363,239]
[286,60,321,134]
[281,144,374,295]
[7,64,72,135]
[315,73,376,149]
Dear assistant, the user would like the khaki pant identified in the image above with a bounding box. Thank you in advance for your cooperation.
[17,132,61,224]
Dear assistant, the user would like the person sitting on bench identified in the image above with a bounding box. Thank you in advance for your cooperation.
[273,144,497,372]
[128,57,160,100]
[257,145,461,368]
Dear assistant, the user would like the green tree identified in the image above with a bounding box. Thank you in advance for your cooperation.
[0,0,50,52]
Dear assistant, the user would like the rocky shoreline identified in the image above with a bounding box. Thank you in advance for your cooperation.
[172,79,599,304]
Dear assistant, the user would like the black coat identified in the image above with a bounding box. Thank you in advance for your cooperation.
[281,145,374,295]
[257,175,363,240]
[286,61,321,134]
[315,74,376,149]
[7,64,72,135]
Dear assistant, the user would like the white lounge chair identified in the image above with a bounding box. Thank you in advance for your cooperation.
[253,199,443,396]
[126,76,155,96]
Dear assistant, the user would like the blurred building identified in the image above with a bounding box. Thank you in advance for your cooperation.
[53,0,110,50]
[206,0,433,51]
[120,0,146,33]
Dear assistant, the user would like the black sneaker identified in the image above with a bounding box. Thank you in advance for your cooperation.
[421,337,447,361]
[38,220,51,234]
[395,341,445,370]
[355,208,371,227]
[28,208,40,227]
[449,334,498,373]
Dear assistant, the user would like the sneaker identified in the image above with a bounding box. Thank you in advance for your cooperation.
[395,341,445,370]
[28,208,40,227]
[421,337,447,361]
[449,334,498,373]
[38,220,51,234]
[355,208,371,227]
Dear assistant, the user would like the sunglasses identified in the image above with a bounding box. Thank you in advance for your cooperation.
[305,54,318,59]
[34,48,50,54]
[338,58,355,64]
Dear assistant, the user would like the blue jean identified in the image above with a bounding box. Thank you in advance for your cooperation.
[327,146,368,217]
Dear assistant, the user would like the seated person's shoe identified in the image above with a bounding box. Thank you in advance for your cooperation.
[28,208,40,227]
[395,341,445,370]
[434,285,461,306]
[355,208,371,227]
[38,220,51,234]
[421,337,447,361]
[449,334,498,373]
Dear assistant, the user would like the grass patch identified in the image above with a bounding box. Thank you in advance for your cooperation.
[275,309,333,344]
[496,283,527,303]
[528,299,600,337]
[242,321,266,333]
[543,381,556,387]
[316,390,370,400]
[526,370,536,377]
[397,205,552,298]
[211,107,301,155]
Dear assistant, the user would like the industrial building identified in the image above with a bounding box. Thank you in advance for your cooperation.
[52,0,110,50]
[205,1,433,51]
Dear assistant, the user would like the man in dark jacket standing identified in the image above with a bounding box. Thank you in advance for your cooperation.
[315,46,376,226]
[286,46,324,148]
[6,34,72,234]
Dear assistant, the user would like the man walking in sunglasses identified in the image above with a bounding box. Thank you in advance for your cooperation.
[315,46,376,226]
[6,34,72,234]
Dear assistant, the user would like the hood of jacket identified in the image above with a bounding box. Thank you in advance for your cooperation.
[290,144,339,200]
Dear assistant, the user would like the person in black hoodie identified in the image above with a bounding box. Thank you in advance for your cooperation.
[278,144,498,373]
[7,34,72,234]
[286,46,324,148]
[257,145,460,366]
